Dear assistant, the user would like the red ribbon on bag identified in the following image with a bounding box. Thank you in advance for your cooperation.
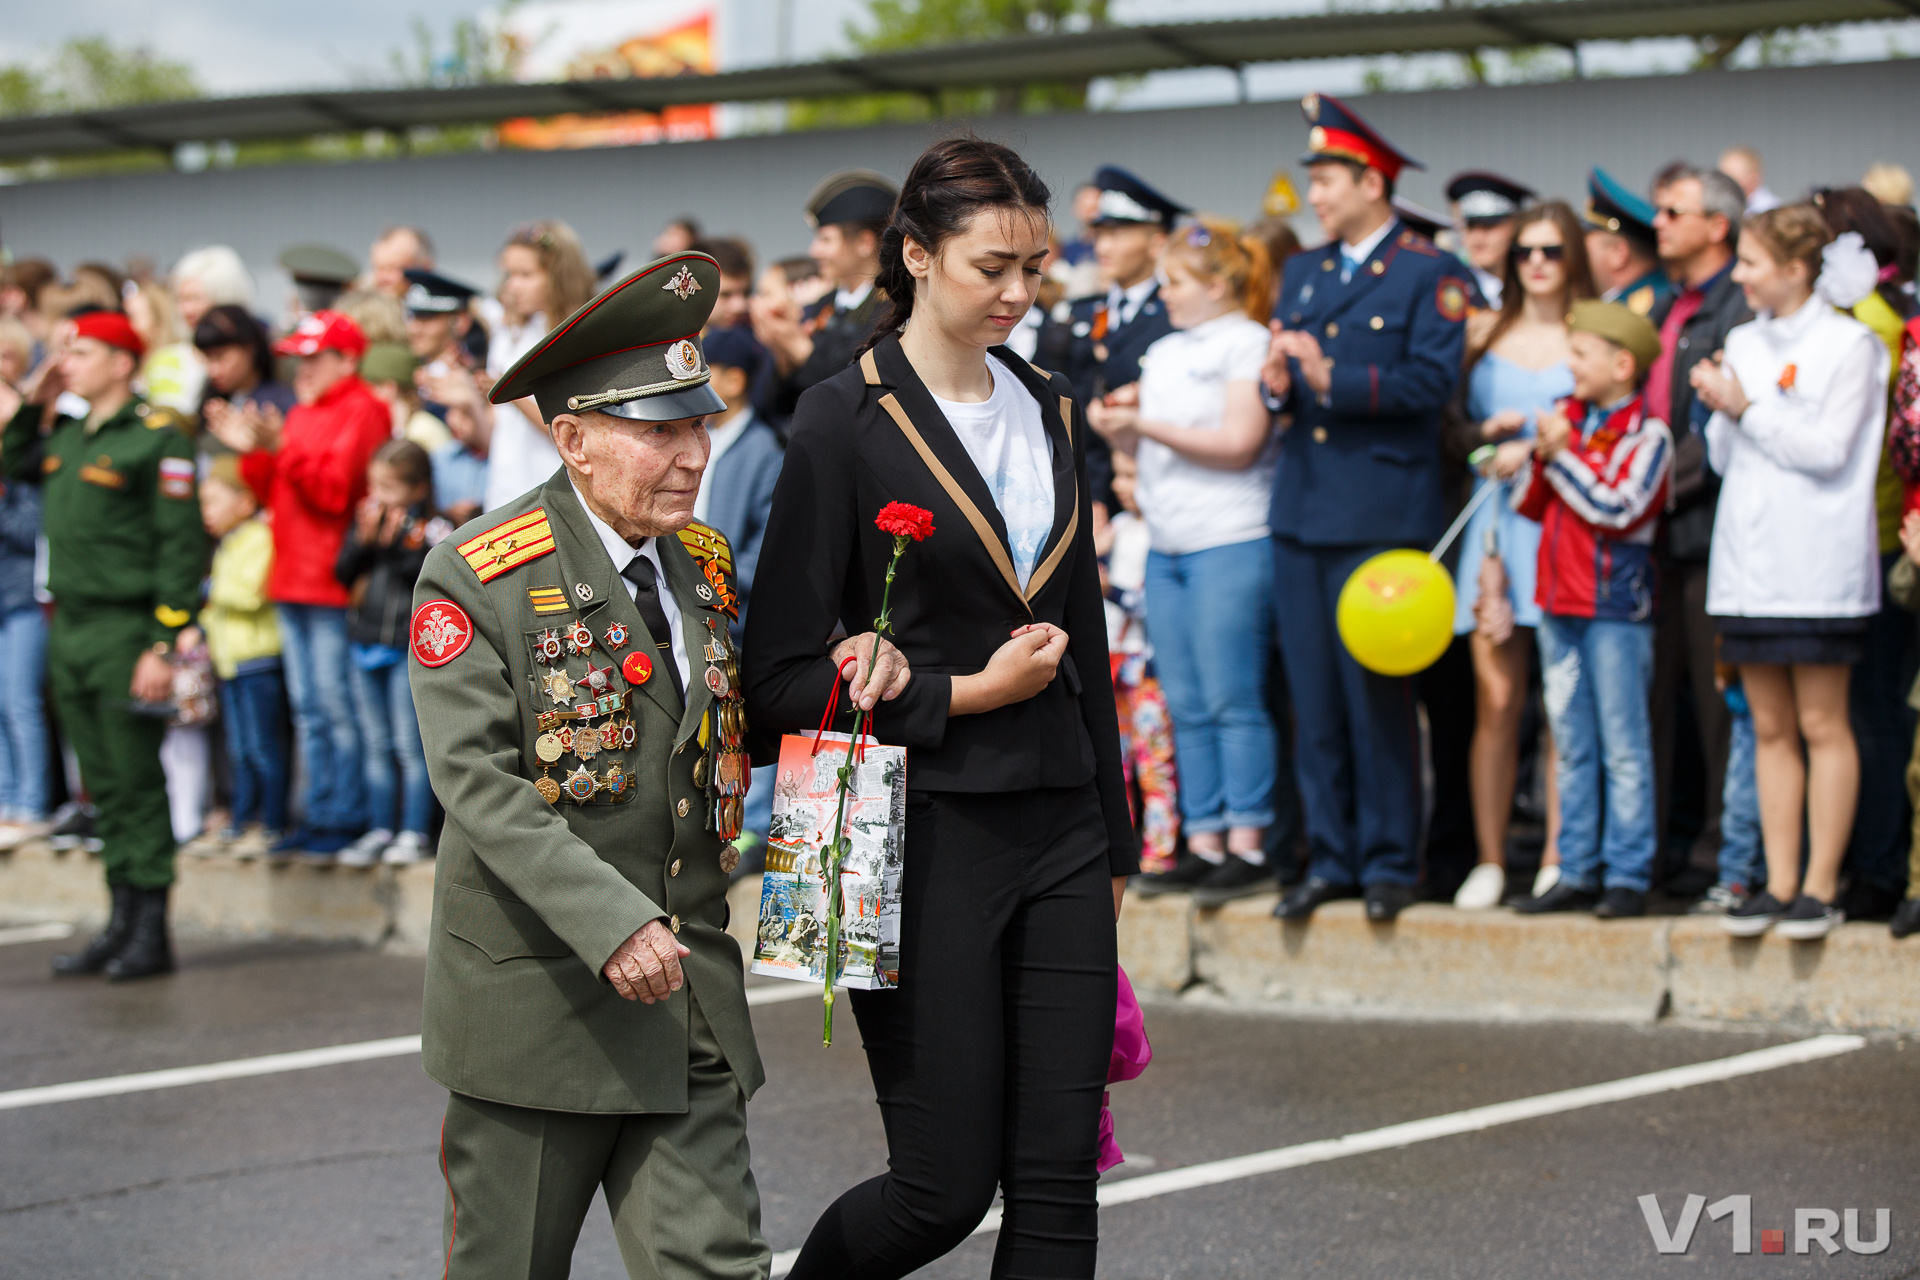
[812,656,866,761]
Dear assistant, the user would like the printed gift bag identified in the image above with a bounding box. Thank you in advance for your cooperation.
[751,731,905,990]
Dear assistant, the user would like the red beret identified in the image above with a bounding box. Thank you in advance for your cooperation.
[71,310,146,360]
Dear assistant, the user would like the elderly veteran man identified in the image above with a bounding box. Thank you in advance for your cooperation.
[409,252,906,1280]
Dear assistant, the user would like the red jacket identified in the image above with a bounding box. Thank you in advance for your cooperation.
[241,374,393,607]
[1513,392,1672,622]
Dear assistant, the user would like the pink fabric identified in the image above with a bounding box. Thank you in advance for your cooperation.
[1097,967,1153,1173]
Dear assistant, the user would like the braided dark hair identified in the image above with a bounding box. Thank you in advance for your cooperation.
[860,136,1052,355]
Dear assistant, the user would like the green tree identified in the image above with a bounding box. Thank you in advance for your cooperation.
[0,35,200,118]
[787,0,1113,130]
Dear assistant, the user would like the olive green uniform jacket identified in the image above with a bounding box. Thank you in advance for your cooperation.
[410,470,764,1114]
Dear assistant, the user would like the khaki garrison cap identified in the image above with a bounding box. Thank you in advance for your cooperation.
[490,252,727,425]
[278,243,360,285]
[1568,299,1663,375]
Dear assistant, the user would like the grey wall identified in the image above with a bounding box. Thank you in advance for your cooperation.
[2,57,1915,317]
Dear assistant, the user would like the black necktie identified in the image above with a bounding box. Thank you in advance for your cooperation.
[619,551,684,702]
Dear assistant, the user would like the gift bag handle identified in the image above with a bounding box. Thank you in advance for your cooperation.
[812,656,863,759]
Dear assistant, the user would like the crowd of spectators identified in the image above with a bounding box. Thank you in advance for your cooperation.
[1,138,1918,944]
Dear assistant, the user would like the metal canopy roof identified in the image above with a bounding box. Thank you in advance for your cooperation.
[1,0,1912,161]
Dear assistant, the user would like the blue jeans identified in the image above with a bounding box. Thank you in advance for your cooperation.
[1145,538,1276,832]
[350,654,432,835]
[0,606,47,821]
[1537,613,1657,893]
[221,662,289,832]
[1718,704,1763,893]
[277,604,363,833]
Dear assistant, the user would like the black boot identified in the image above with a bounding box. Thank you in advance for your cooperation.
[104,887,175,982]
[51,884,137,977]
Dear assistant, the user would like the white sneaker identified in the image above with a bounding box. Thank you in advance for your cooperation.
[1453,863,1506,909]
[1532,864,1562,898]
[382,831,429,865]
[337,828,393,868]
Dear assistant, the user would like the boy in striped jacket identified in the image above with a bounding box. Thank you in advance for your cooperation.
[1513,300,1672,919]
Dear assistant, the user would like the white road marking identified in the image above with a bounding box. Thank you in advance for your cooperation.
[0,987,830,1112]
[0,1037,423,1112]
[0,922,75,946]
[766,1033,1866,1277]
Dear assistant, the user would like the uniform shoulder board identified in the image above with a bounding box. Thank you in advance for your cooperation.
[139,404,189,432]
[1396,229,1442,257]
[677,520,734,574]
[458,507,555,583]
[1626,285,1656,317]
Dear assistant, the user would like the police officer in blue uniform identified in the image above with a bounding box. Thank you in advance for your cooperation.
[1262,93,1471,922]
[1582,167,1673,318]
[1061,165,1188,512]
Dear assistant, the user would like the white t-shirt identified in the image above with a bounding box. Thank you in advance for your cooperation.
[930,355,1056,588]
[1135,311,1276,555]
[479,299,560,514]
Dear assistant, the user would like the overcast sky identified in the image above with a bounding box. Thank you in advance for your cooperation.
[2,0,1915,108]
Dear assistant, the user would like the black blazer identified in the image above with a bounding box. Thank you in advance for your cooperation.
[744,332,1138,876]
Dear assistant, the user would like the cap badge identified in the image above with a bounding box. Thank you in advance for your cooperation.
[1309,126,1328,152]
[1302,93,1320,121]
[663,265,702,301]
[664,338,705,380]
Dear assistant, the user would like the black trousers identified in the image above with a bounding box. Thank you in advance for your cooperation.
[787,784,1117,1280]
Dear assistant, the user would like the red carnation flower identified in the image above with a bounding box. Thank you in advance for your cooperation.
[875,502,936,542]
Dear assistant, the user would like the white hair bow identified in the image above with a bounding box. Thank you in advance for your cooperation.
[1813,231,1879,310]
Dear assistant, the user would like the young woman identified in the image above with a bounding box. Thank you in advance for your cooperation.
[1693,204,1891,939]
[194,305,296,459]
[1445,201,1591,908]
[746,137,1133,1280]
[478,220,595,512]
[1088,216,1278,902]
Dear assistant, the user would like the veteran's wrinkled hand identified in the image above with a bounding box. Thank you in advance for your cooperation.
[603,919,690,1004]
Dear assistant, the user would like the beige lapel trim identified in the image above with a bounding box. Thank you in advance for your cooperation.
[1020,393,1079,602]
[876,391,1029,613]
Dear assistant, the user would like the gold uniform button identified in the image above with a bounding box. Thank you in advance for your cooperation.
[1369,316,1384,330]
[1312,427,1329,443]
[1370,260,1385,276]
[670,915,682,934]
[670,858,682,877]
[1321,258,1335,272]
[1324,322,1339,338]
[676,798,690,818]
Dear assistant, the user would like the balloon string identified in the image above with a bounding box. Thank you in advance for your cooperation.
[1429,480,1501,565]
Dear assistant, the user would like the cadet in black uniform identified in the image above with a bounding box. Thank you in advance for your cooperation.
[754,169,897,420]
[1061,166,1187,514]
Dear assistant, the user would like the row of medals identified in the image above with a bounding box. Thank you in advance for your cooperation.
[526,614,750,871]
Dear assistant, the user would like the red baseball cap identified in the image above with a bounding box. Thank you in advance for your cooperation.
[272,310,367,359]
[71,310,146,359]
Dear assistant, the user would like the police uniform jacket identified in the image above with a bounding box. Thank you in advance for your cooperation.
[743,334,1138,876]
[1062,286,1173,407]
[1268,221,1470,548]
[775,288,884,417]
[2,398,205,640]
[409,470,764,1114]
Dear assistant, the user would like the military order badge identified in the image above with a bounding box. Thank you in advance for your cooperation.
[411,600,472,668]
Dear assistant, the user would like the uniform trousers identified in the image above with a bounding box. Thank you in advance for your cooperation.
[1271,537,1424,888]
[439,991,766,1280]
[787,784,1117,1280]
[46,603,172,888]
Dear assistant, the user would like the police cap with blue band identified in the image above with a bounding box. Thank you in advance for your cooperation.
[489,252,727,426]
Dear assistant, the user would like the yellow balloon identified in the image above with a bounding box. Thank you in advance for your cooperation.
[1336,549,1456,676]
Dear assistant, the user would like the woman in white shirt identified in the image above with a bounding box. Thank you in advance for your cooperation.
[1089,217,1278,901]
[478,220,596,513]
[1691,204,1891,940]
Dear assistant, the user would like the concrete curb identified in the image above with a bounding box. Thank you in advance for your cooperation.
[1122,892,1920,1032]
[8,846,1915,1030]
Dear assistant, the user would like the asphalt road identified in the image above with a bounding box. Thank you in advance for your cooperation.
[2,932,1915,1279]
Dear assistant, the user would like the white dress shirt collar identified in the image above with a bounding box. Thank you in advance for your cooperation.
[569,479,690,690]
[835,281,874,312]
[1104,275,1158,328]
[1342,216,1398,267]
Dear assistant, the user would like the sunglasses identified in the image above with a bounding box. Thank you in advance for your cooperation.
[1509,243,1566,263]
[1655,206,1706,222]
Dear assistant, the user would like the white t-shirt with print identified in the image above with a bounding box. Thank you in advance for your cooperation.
[1135,311,1276,556]
[930,355,1056,589]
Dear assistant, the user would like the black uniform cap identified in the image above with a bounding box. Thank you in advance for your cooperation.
[1445,171,1535,224]
[805,169,897,229]
[402,268,480,316]
[1089,165,1188,228]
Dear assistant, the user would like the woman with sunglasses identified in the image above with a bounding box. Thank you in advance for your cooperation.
[1088,216,1281,902]
[1446,199,1596,909]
